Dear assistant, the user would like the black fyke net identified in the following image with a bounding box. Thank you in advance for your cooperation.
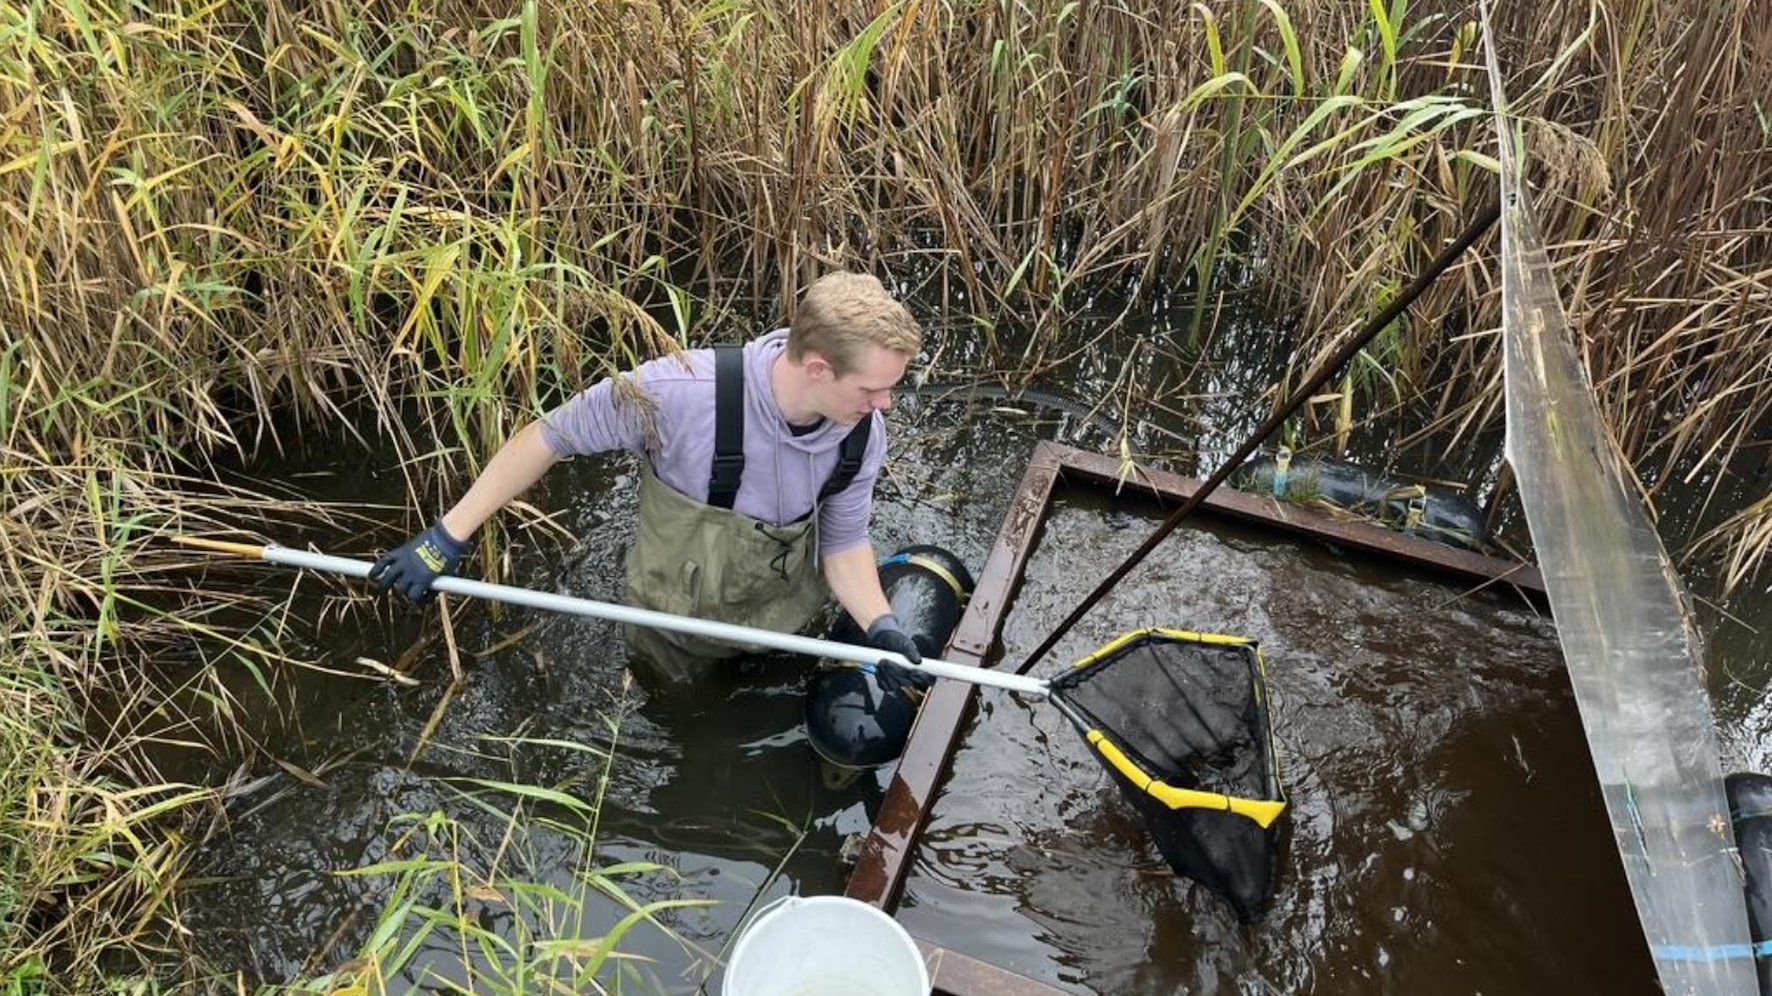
[1050,629,1286,921]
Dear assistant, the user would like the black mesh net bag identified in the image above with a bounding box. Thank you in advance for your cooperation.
[1048,628,1287,921]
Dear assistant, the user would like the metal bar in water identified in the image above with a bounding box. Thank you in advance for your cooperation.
[847,444,1066,913]
[1053,447,1546,596]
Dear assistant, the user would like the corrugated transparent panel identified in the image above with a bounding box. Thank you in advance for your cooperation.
[1479,7,1755,993]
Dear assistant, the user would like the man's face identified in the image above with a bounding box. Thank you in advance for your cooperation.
[811,344,910,425]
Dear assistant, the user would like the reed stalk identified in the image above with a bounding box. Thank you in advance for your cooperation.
[2,0,1769,988]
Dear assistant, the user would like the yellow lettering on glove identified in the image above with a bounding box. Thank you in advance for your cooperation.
[416,541,449,573]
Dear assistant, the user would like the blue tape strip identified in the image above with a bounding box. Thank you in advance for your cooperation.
[1651,940,1772,962]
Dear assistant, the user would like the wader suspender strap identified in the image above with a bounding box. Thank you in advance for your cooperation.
[708,345,745,509]
[819,417,870,502]
[706,342,872,509]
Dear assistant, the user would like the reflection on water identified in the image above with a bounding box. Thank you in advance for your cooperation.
[898,489,1659,995]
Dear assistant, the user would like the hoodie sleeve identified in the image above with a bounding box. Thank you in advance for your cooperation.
[538,375,646,457]
[816,412,888,555]
[538,354,699,459]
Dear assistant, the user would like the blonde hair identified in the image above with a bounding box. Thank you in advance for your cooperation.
[787,271,921,375]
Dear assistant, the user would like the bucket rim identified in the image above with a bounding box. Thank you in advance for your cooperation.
[726,893,930,996]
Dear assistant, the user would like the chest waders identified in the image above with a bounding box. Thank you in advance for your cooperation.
[623,345,870,688]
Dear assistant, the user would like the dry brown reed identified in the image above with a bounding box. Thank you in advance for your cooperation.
[2,0,1769,986]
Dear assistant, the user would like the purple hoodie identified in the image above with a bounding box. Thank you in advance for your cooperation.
[538,329,886,555]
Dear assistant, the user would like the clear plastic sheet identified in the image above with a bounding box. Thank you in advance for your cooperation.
[1479,7,1755,992]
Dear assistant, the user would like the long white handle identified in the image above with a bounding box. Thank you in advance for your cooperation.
[252,544,1050,697]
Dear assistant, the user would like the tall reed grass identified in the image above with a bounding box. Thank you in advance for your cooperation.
[2,0,1767,987]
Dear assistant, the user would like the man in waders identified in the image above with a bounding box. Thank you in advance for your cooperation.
[368,271,927,691]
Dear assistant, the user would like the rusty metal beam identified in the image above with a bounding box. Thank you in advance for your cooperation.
[1052,444,1544,595]
[846,444,1062,910]
[916,936,1075,996]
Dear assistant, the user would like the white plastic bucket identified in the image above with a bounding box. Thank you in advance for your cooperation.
[725,894,930,996]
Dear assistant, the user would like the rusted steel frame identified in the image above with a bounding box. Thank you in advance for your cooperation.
[848,441,1541,909]
[915,937,1077,996]
[846,444,1063,910]
[1052,444,1545,594]
[846,440,1543,990]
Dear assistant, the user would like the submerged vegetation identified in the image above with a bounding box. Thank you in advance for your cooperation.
[1,0,1767,989]
[280,693,723,996]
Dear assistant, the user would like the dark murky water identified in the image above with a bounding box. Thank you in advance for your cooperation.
[179,375,1081,988]
[172,298,1770,992]
[897,488,1656,994]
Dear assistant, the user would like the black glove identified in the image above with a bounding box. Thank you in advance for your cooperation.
[866,613,932,695]
[369,521,467,604]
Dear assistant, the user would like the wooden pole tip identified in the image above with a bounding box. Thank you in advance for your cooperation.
[171,535,268,558]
